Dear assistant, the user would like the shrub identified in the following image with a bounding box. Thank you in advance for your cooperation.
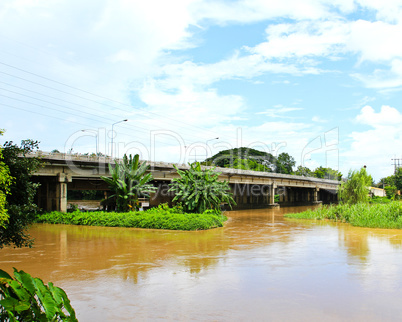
[36,205,227,231]
[285,201,402,229]
[0,268,77,321]
[169,162,236,213]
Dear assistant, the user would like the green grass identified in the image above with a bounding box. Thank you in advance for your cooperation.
[369,196,392,204]
[285,201,402,229]
[36,205,227,231]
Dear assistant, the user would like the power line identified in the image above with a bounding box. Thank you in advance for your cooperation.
[0,72,223,144]
[0,82,220,145]
[392,158,402,174]
[0,61,225,140]
[1,103,194,150]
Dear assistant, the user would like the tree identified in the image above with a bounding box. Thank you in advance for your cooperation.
[169,162,236,213]
[384,185,398,199]
[338,167,373,204]
[0,139,42,248]
[0,130,12,229]
[275,152,295,174]
[377,175,394,188]
[204,147,275,169]
[377,168,402,195]
[101,154,156,212]
[312,166,342,181]
[394,167,402,191]
[294,166,312,177]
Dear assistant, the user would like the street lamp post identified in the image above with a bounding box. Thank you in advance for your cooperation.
[205,137,219,160]
[111,119,128,159]
[81,130,98,155]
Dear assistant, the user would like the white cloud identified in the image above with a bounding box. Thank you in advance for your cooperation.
[191,0,342,24]
[250,20,349,60]
[347,20,402,63]
[312,116,328,123]
[352,59,402,89]
[343,105,402,180]
[157,53,321,91]
[257,107,303,118]
[138,80,246,129]
[356,0,402,23]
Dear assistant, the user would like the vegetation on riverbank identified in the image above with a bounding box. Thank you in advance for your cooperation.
[0,134,42,248]
[286,167,402,229]
[36,204,227,231]
[169,162,236,213]
[101,154,156,212]
[285,202,402,229]
[0,268,77,321]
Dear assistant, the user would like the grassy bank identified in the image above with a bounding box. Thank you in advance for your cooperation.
[36,205,227,231]
[285,201,402,229]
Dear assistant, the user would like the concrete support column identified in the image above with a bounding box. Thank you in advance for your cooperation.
[268,182,280,208]
[269,183,275,204]
[313,187,322,204]
[56,173,72,213]
[56,182,68,213]
[46,182,52,211]
[279,187,287,203]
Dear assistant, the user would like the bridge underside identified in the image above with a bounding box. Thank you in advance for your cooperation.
[230,184,337,210]
[34,177,338,213]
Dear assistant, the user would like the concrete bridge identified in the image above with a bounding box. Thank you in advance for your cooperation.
[28,152,341,212]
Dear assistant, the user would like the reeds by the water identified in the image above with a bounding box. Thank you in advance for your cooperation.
[285,201,402,229]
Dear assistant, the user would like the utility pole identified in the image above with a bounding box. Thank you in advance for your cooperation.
[392,158,402,174]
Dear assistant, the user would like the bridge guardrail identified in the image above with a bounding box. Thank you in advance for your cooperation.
[25,151,341,186]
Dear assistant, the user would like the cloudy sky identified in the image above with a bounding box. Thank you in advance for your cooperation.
[1,0,402,181]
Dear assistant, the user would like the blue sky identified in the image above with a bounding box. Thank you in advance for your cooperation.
[1,0,402,181]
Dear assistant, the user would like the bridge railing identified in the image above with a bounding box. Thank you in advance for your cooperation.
[26,151,341,185]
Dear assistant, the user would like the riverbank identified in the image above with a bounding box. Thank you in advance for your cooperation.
[285,201,402,229]
[36,205,227,231]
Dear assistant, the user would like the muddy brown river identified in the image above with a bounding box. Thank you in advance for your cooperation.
[2,206,402,321]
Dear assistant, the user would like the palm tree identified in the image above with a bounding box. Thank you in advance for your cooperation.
[101,154,156,212]
[169,162,236,213]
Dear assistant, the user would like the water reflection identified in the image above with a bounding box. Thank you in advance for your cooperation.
[2,207,402,321]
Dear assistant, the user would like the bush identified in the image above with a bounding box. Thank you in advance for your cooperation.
[0,268,77,321]
[285,201,402,229]
[370,196,391,204]
[36,205,227,231]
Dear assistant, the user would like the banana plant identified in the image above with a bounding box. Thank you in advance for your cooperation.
[101,154,156,212]
[169,162,236,213]
[0,268,77,321]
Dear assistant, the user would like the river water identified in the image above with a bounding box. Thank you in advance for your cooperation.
[2,206,402,321]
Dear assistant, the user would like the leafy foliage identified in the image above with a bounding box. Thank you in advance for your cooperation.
[338,167,372,204]
[274,152,295,174]
[204,147,343,178]
[101,154,156,212]
[204,147,276,170]
[0,268,77,321]
[384,185,398,199]
[0,139,42,248]
[36,205,227,230]
[169,162,236,213]
[369,196,392,204]
[286,201,402,229]
[0,130,12,228]
[394,167,402,191]
[311,166,343,181]
[294,166,312,177]
[377,168,402,199]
